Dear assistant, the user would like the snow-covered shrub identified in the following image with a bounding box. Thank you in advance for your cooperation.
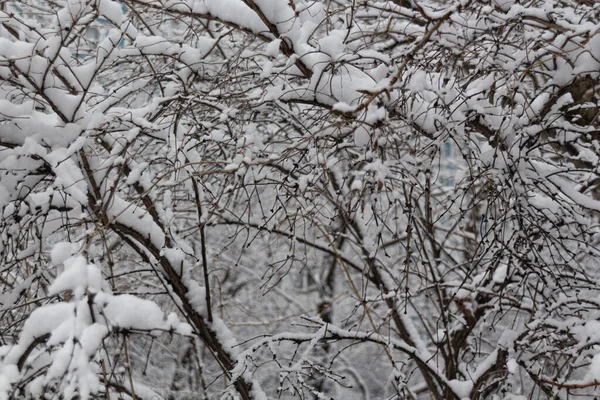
[2,0,600,398]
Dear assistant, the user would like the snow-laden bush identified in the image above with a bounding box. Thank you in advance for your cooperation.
[2,0,600,398]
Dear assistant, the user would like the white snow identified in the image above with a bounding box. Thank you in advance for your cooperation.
[492,264,507,283]
[103,294,168,331]
[354,126,370,147]
[588,353,600,382]
[211,317,240,357]
[96,0,124,24]
[49,256,105,298]
[186,279,207,316]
